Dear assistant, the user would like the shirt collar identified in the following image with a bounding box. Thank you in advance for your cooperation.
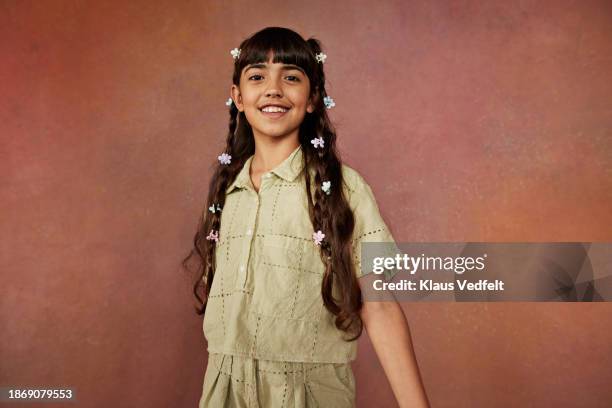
[225,144,304,194]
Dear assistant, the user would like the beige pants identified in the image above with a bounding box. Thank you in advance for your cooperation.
[199,353,356,408]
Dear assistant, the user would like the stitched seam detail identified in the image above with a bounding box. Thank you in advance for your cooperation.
[220,234,249,241]
[310,311,320,360]
[221,242,228,337]
[261,261,322,275]
[257,364,326,375]
[226,190,241,239]
[255,233,311,242]
[250,315,261,356]
[353,227,385,242]
[305,382,319,408]
[206,347,355,362]
[270,184,281,235]
[289,248,304,318]
[207,289,252,298]
[281,363,288,407]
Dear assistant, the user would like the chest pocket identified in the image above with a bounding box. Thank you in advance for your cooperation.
[250,235,326,322]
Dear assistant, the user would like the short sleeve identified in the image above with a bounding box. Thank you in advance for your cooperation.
[347,172,400,279]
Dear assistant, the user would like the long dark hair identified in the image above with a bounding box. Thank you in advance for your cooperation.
[182,27,363,340]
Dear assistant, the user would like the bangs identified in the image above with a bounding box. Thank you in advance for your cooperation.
[233,27,316,85]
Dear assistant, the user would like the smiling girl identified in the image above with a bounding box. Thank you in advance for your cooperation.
[183,26,429,408]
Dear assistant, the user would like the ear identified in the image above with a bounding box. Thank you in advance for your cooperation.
[230,84,244,112]
[306,87,318,113]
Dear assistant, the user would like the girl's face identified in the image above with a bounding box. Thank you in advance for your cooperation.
[231,55,315,141]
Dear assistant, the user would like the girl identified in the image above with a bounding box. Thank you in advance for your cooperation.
[183,27,429,408]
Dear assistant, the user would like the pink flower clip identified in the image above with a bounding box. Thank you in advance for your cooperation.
[312,230,325,246]
[206,229,219,242]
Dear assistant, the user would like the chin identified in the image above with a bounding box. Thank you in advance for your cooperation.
[258,130,296,139]
[252,124,299,139]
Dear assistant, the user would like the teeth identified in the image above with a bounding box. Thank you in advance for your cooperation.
[262,106,288,113]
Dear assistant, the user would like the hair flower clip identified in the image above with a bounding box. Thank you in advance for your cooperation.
[315,52,327,63]
[310,136,324,149]
[208,204,222,213]
[206,229,219,242]
[230,48,241,59]
[323,96,335,110]
[225,98,233,106]
[218,152,231,165]
[312,230,325,246]
[321,181,331,195]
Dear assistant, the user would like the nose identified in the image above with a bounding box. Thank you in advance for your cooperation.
[265,89,281,97]
[264,76,282,97]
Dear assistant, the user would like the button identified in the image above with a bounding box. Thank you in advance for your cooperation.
[246,229,252,236]
[239,265,245,272]
[263,173,271,179]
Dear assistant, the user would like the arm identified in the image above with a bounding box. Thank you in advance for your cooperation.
[361,299,430,408]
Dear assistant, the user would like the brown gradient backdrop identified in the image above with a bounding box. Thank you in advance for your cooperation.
[2,1,611,407]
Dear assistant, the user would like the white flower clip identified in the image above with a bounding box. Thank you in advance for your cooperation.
[312,230,325,246]
[218,152,232,165]
[310,136,324,149]
[321,181,331,195]
[206,229,219,242]
[315,52,327,63]
[323,96,335,109]
[230,48,241,59]
[208,204,222,213]
[226,98,233,107]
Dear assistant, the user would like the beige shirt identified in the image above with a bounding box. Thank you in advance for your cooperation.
[203,144,396,363]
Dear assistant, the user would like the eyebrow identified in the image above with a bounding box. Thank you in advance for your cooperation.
[244,63,305,74]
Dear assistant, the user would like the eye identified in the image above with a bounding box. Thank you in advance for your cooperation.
[247,74,300,82]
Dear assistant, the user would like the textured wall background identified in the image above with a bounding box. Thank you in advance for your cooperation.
[2,0,611,407]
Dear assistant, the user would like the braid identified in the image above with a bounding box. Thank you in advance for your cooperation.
[186,103,250,315]
[301,39,364,339]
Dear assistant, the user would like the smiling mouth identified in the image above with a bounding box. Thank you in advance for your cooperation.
[259,106,291,118]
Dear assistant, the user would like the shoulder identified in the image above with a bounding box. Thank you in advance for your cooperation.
[340,163,369,195]
[340,163,397,265]
[340,163,386,230]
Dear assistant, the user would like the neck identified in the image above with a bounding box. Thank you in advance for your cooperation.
[250,134,300,173]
